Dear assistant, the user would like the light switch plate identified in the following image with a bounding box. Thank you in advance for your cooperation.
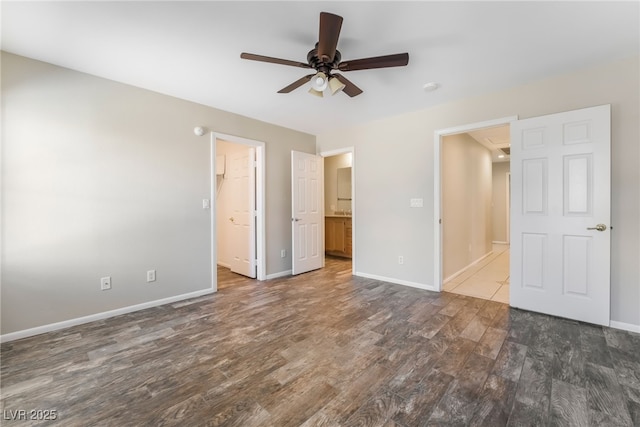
[410,198,424,208]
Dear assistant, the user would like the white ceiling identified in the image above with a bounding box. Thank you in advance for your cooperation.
[2,1,638,136]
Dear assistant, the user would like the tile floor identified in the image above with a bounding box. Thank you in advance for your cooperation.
[444,244,510,303]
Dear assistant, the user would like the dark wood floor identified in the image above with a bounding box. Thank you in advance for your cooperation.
[2,257,639,426]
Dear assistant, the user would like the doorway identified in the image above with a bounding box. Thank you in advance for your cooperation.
[434,116,517,302]
[212,132,266,289]
[435,106,612,325]
[321,148,355,275]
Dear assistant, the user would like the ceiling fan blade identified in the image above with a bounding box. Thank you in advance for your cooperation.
[317,12,343,63]
[333,74,363,97]
[338,53,409,72]
[241,53,311,69]
[277,74,315,93]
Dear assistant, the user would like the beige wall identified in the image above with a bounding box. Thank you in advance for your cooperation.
[324,153,352,214]
[1,52,315,336]
[442,134,493,279]
[492,162,511,243]
[317,55,640,327]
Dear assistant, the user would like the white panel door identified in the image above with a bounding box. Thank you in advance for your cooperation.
[510,104,610,325]
[229,148,256,278]
[291,151,323,275]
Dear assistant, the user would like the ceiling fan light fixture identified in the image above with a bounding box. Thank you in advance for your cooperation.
[308,87,324,97]
[328,76,345,95]
[311,72,328,91]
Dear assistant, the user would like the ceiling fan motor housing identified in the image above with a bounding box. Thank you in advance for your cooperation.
[307,45,341,75]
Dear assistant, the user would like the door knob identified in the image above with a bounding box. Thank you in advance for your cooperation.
[292,218,300,222]
[229,217,234,222]
[587,224,607,232]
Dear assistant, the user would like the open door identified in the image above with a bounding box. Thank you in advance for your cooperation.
[229,148,256,278]
[291,151,323,275]
[510,104,610,325]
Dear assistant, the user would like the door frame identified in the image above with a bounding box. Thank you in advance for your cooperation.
[433,116,517,292]
[319,147,356,275]
[506,172,511,244]
[211,132,266,289]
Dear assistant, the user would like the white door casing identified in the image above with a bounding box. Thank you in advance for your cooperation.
[510,104,611,326]
[229,148,256,278]
[291,151,323,275]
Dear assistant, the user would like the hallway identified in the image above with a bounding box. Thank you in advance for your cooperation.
[444,244,510,303]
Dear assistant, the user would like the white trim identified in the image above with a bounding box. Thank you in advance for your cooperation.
[610,320,640,333]
[492,241,509,245]
[355,272,437,292]
[434,116,518,293]
[265,270,292,280]
[216,261,231,269]
[505,171,511,244]
[0,288,216,343]
[443,251,493,283]
[210,133,217,291]
[212,132,266,281]
[320,147,354,158]
[319,147,356,276]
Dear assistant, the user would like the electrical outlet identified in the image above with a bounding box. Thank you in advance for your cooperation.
[147,270,156,282]
[281,249,286,258]
[398,256,404,265]
[101,276,111,291]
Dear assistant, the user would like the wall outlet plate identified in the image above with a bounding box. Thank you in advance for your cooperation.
[101,277,111,290]
[147,270,156,282]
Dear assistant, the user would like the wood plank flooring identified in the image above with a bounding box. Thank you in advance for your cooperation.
[2,256,639,426]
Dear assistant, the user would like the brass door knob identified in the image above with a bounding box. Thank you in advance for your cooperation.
[587,224,607,232]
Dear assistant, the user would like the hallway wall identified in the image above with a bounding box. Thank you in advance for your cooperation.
[492,162,510,243]
[442,133,493,279]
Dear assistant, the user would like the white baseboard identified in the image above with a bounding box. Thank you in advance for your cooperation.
[609,320,640,333]
[265,270,292,280]
[217,261,231,269]
[492,241,509,245]
[444,251,494,283]
[354,272,437,292]
[0,288,216,343]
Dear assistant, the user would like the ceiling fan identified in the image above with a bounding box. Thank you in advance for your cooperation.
[240,12,409,97]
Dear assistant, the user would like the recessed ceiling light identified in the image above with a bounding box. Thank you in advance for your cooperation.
[423,82,440,92]
[498,154,505,158]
